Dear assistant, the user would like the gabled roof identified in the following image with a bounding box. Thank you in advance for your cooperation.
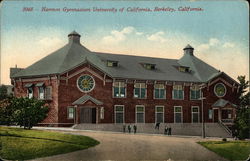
[72,95,103,105]
[212,98,237,108]
[11,31,229,83]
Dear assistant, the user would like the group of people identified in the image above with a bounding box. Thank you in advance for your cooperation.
[123,124,137,134]
[155,123,172,135]
[123,123,172,135]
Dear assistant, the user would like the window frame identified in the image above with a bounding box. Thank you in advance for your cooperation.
[172,85,184,100]
[114,105,125,124]
[67,106,75,119]
[135,105,145,123]
[134,83,147,99]
[174,106,183,123]
[155,106,164,123]
[190,85,201,100]
[113,81,126,98]
[38,86,45,100]
[100,107,104,120]
[154,84,166,99]
[191,106,200,123]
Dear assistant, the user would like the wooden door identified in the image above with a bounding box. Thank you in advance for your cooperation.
[80,108,92,123]
[213,109,219,122]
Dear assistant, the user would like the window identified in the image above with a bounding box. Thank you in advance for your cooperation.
[192,106,199,123]
[38,87,45,100]
[172,85,184,100]
[154,84,165,99]
[27,87,33,98]
[142,63,156,70]
[100,107,104,119]
[115,105,124,123]
[107,60,118,67]
[113,82,126,98]
[45,86,52,100]
[68,107,74,119]
[214,83,226,97]
[155,106,164,123]
[136,106,145,123]
[208,109,213,119]
[178,66,190,73]
[174,106,182,123]
[190,85,201,100]
[134,83,146,98]
[77,75,95,92]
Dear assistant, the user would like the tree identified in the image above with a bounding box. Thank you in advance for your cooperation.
[0,85,8,100]
[0,98,14,125]
[234,76,250,139]
[11,97,49,129]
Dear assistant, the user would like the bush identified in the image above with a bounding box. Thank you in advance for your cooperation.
[0,97,48,129]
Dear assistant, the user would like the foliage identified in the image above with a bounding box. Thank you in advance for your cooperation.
[0,85,8,100]
[11,97,49,129]
[233,108,250,139]
[198,141,250,161]
[0,126,99,160]
[0,98,15,125]
[0,97,49,129]
[233,76,250,139]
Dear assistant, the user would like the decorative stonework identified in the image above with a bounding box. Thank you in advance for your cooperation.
[77,75,95,93]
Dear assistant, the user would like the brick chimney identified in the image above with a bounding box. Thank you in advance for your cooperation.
[68,31,81,43]
[183,44,194,56]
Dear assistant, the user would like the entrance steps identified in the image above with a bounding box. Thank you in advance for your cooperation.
[73,123,232,138]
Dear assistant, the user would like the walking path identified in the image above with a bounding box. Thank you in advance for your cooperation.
[31,127,228,161]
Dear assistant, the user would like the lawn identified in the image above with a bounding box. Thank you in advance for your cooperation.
[0,126,99,160]
[198,140,250,161]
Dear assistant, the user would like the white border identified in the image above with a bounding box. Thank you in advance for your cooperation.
[76,74,95,93]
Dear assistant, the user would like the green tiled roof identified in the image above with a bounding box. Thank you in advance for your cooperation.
[11,32,226,83]
[212,98,237,108]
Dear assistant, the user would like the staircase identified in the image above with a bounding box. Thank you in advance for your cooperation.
[73,123,232,138]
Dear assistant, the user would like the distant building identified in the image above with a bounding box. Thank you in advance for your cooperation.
[10,31,239,127]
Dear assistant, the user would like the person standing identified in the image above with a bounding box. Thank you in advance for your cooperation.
[164,126,168,135]
[168,126,172,136]
[133,124,137,134]
[123,124,126,133]
[128,124,131,133]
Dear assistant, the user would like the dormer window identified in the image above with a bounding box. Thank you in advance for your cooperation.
[178,66,190,73]
[107,60,118,67]
[142,63,156,70]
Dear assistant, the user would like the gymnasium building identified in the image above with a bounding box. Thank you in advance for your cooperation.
[10,31,239,135]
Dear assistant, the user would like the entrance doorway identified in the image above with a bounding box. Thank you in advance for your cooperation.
[213,109,219,122]
[80,108,96,123]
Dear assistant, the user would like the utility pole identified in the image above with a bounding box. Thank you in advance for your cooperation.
[199,84,206,138]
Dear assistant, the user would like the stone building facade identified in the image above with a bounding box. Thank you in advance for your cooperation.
[10,31,239,127]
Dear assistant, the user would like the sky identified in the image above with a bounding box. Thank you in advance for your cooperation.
[0,0,249,85]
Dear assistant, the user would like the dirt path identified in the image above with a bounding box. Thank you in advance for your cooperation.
[32,130,227,161]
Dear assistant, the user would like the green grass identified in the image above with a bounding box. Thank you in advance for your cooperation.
[198,140,250,161]
[0,126,99,160]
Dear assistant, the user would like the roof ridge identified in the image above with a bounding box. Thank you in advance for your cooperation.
[94,51,178,61]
